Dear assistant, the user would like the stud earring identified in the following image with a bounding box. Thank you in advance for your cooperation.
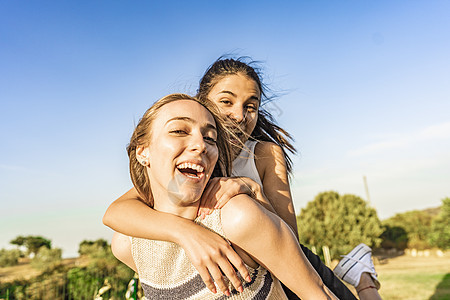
[140,160,148,166]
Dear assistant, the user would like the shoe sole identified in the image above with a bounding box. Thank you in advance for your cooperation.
[335,244,372,283]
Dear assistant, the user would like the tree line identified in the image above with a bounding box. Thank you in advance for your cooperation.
[297,192,449,260]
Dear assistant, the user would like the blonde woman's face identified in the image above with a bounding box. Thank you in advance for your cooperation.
[207,74,260,146]
[142,100,219,207]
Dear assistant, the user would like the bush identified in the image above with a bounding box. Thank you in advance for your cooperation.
[66,267,103,299]
[0,265,68,300]
[67,242,134,299]
[78,239,109,256]
[0,249,21,267]
[31,247,62,270]
[382,210,434,250]
[0,240,134,299]
[379,225,408,250]
[428,197,450,250]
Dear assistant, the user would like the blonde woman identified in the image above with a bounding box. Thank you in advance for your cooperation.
[111,93,337,299]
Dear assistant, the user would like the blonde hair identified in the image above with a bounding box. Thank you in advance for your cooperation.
[127,93,233,206]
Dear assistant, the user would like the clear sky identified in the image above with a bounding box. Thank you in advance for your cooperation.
[1,1,449,258]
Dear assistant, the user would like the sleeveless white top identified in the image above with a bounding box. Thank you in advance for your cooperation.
[232,140,263,186]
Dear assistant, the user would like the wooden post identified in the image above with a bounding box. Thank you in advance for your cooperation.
[322,245,331,267]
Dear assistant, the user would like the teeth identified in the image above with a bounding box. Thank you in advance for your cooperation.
[177,162,204,172]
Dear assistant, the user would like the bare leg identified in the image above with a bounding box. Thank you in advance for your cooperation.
[356,273,382,300]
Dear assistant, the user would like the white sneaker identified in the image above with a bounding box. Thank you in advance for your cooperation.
[333,243,380,289]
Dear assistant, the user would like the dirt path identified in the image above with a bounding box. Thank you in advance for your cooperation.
[0,257,80,283]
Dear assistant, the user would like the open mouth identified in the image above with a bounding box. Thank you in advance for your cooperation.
[176,162,205,180]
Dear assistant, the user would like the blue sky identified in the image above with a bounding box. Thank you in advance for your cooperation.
[1,1,449,257]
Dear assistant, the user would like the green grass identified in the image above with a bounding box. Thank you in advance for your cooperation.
[379,273,449,299]
[375,255,450,300]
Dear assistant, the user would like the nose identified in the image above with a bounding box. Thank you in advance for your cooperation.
[188,132,207,154]
[227,106,245,123]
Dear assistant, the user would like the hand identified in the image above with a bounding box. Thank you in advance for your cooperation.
[177,222,251,295]
[198,177,258,219]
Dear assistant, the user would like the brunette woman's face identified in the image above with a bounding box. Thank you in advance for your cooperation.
[140,100,219,207]
[207,74,260,146]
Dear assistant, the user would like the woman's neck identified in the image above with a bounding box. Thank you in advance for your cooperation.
[151,190,200,220]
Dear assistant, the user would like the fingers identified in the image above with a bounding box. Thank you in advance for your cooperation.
[226,248,252,285]
[206,256,249,295]
[211,243,251,293]
[181,223,251,295]
[207,263,231,296]
[194,256,246,295]
[195,267,217,294]
[215,257,247,293]
[214,178,249,209]
[214,191,232,209]
[200,177,257,217]
[199,179,221,217]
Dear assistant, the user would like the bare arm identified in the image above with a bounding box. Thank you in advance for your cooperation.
[221,195,337,299]
[103,188,250,294]
[104,188,186,240]
[255,141,299,238]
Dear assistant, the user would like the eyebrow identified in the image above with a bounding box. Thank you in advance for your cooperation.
[219,90,260,101]
[165,117,217,131]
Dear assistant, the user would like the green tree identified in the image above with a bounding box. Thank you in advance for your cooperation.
[428,197,450,250]
[382,210,434,249]
[297,191,383,260]
[10,235,52,256]
[10,236,25,247]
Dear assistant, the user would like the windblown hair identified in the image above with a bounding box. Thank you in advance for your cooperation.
[196,57,296,174]
[127,93,233,206]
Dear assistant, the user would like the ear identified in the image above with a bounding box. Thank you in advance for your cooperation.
[136,146,150,167]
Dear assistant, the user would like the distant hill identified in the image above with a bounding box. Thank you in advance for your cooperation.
[383,205,441,221]
[422,206,441,217]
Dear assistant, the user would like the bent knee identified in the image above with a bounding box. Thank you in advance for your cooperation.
[221,195,267,236]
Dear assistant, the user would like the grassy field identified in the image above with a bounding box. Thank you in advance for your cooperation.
[375,255,450,300]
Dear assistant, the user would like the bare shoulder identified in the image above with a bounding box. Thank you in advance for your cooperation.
[254,141,287,181]
[254,141,284,158]
[255,141,286,166]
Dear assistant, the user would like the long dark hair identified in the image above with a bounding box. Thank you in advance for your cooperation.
[196,57,296,174]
